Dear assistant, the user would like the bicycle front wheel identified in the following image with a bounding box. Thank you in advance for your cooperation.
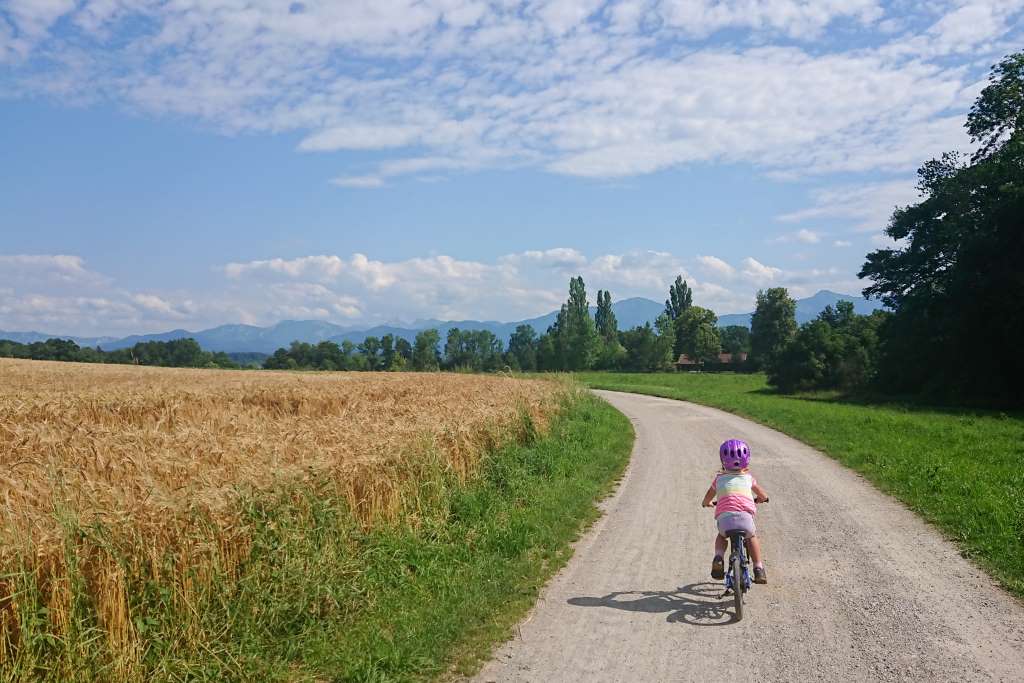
[732,553,743,622]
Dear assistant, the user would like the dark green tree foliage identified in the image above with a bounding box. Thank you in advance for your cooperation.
[860,52,1024,403]
[664,276,693,320]
[506,324,538,371]
[967,52,1024,160]
[341,341,364,370]
[0,337,238,368]
[263,336,412,371]
[768,302,889,393]
[720,326,751,355]
[594,290,617,341]
[395,337,413,368]
[593,290,626,370]
[750,288,797,374]
[443,328,504,372]
[664,276,697,358]
[411,330,441,371]
[358,336,382,371]
[381,335,394,369]
[674,306,721,362]
[618,314,675,371]
[546,305,569,370]
[559,276,598,371]
[536,331,558,371]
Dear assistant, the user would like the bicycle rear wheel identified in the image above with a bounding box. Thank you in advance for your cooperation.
[731,552,743,621]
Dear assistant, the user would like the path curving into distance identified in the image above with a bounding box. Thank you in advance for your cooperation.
[474,391,1024,682]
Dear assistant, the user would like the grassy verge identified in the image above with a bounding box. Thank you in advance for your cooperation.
[4,390,632,681]
[579,372,1024,598]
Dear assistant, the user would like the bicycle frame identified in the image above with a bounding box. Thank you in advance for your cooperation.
[723,531,751,597]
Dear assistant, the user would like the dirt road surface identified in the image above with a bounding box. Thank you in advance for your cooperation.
[474,391,1024,682]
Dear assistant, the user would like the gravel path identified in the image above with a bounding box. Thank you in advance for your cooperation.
[474,390,1024,682]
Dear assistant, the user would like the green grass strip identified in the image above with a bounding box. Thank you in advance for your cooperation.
[578,372,1024,599]
[288,392,634,681]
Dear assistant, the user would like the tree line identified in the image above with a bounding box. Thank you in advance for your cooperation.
[263,275,753,373]
[0,337,241,369]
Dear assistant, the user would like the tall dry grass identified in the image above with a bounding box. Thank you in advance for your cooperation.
[0,359,563,676]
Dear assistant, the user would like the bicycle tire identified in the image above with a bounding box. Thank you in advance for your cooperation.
[732,552,743,621]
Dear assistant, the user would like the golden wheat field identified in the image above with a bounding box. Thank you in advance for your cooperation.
[0,358,563,665]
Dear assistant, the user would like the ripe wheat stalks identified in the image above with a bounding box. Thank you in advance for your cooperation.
[0,359,565,675]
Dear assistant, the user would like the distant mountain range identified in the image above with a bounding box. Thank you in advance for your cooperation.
[716,289,885,328]
[2,290,884,354]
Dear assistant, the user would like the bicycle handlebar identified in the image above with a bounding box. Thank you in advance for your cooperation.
[707,497,769,506]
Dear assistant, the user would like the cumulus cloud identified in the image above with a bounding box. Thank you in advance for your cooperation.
[1,247,882,335]
[0,254,235,336]
[130,293,187,318]
[697,255,737,279]
[0,254,108,286]
[740,257,783,285]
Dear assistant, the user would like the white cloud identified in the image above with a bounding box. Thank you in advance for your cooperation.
[740,257,783,285]
[225,255,347,281]
[778,179,921,234]
[0,0,1017,184]
[773,228,822,244]
[221,248,756,322]
[508,248,589,269]
[1,247,881,334]
[697,255,737,279]
[131,293,185,318]
[299,124,422,152]
[330,175,385,188]
[924,0,1024,56]
[3,0,75,42]
[0,253,109,286]
[663,0,884,39]
[833,240,852,247]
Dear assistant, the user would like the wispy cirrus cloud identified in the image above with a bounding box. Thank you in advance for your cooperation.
[772,229,822,244]
[777,179,922,233]
[1,0,1019,189]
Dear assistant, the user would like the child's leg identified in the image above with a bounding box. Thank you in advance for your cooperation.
[746,535,763,567]
[714,533,728,557]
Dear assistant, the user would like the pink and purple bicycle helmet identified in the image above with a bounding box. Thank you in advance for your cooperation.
[719,439,750,470]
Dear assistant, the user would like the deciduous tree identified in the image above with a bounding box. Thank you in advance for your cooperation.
[750,288,797,374]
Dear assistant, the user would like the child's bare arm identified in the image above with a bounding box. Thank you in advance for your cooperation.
[701,485,716,507]
[752,482,769,503]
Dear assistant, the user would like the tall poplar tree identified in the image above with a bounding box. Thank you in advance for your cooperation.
[557,276,598,371]
[595,289,618,341]
[664,276,693,320]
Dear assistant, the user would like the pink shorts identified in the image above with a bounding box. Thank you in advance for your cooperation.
[717,511,756,537]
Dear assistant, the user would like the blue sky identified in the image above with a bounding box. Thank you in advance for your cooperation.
[1,0,1021,335]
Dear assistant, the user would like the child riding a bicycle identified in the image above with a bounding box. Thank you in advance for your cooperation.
[701,438,769,584]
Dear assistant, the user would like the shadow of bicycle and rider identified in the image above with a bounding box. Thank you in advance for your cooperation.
[567,583,737,626]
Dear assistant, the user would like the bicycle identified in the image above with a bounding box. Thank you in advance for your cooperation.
[710,498,767,622]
